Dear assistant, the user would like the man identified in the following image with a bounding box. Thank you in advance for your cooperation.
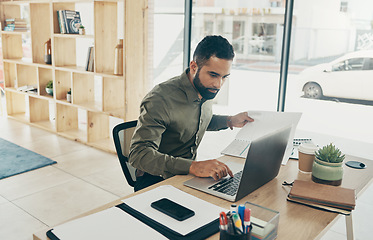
[129,35,254,191]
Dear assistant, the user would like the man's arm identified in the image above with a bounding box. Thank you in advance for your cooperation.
[129,97,193,179]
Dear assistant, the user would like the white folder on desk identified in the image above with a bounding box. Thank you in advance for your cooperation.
[122,185,226,236]
[51,206,166,240]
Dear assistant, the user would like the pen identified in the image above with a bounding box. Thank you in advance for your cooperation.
[238,204,245,227]
[228,215,236,234]
[244,208,251,234]
[231,213,244,233]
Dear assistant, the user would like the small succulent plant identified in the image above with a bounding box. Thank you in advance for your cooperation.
[315,143,345,163]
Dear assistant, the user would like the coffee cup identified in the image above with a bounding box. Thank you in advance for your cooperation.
[298,143,318,173]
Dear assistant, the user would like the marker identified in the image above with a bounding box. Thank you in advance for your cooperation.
[219,212,228,231]
[238,204,245,227]
[244,208,251,234]
[230,204,237,214]
[232,213,243,233]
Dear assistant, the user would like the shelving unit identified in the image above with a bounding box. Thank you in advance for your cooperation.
[0,0,149,153]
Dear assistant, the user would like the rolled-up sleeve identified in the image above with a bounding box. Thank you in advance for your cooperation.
[129,96,193,179]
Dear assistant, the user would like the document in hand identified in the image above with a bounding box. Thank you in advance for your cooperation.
[221,111,302,165]
[288,180,356,211]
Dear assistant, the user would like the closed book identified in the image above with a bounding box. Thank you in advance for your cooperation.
[288,180,355,210]
[62,10,81,34]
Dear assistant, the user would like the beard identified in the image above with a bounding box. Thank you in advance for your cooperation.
[193,70,220,100]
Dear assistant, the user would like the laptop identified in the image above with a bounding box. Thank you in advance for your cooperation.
[184,126,291,202]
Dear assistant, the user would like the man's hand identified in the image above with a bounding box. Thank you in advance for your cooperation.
[189,159,234,180]
[228,112,254,129]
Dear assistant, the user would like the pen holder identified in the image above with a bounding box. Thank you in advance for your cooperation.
[220,225,252,240]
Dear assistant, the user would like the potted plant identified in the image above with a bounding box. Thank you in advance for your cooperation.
[79,25,85,35]
[67,88,71,102]
[312,143,345,186]
[45,80,53,96]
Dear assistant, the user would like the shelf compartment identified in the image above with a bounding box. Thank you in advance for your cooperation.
[3,62,17,88]
[55,70,72,101]
[30,3,52,64]
[38,67,54,98]
[72,73,102,111]
[103,76,124,119]
[5,91,29,123]
[2,34,23,59]
[54,37,76,67]
[29,96,56,131]
[16,64,38,89]
[52,2,75,34]
[94,1,117,74]
[87,112,119,153]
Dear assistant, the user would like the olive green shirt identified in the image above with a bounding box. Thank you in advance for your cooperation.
[129,69,229,179]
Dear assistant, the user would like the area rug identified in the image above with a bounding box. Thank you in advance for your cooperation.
[0,138,57,180]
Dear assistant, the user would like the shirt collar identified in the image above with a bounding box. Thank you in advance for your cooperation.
[180,68,202,103]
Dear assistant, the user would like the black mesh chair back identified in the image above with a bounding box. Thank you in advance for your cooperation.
[112,120,138,187]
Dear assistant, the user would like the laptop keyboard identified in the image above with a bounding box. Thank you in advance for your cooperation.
[208,171,243,196]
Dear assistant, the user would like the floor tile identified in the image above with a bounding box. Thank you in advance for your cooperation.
[53,148,118,178]
[328,201,373,240]
[0,123,50,146]
[0,166,74,201]
[320,229,346,240]
[0,202,47,240]
[81,165,134,197]
[20,134,91,159]
[0,195,8,205]
[13,178,119,226]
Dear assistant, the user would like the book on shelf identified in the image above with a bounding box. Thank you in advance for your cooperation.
[58,10,81,34]
[85,46,94,72]
[287,180,356,211]
[17,85,37,92]
[4,18,28,32]
[57,10,66,34]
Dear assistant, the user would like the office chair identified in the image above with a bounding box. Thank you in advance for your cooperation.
[112,120,138,187]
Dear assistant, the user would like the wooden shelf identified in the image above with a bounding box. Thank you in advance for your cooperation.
[0,0,149,153]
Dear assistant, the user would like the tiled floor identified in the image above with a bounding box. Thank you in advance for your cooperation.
[0,102,372,240]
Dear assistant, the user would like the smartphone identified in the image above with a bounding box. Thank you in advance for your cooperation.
[151,198,195,221]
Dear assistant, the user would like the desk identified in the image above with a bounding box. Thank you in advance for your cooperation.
[33,155,373,240]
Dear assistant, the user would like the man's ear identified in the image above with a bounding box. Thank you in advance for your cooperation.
[190,60,198,75]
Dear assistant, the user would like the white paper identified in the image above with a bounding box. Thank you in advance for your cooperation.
[122,185,226,236]
[52,207,166,240]
[221,111,302,165]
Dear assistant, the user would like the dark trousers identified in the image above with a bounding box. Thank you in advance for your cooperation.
[134,172,164,192]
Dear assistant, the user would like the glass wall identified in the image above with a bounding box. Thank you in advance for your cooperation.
[151,0,185,85]
[191,0,286,115]
[285,0,373,144]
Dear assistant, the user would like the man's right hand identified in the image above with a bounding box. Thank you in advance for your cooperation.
[189,159,234,180]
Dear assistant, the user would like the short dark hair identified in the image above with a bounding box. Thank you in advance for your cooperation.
[193,35,235,68]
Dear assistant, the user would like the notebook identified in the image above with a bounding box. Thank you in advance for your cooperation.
[288,180,356,210]
[184,126,291,202]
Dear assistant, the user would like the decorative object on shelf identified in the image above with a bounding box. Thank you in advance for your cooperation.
[45,80,53,96]
[85,46,94,72]
[44,38,52,64]
[312,143,345,186]
[79,25,85,35]
[67,88,71,102]
[114,39,123,75]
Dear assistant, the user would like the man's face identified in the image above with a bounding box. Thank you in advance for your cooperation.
[191,56,232,100]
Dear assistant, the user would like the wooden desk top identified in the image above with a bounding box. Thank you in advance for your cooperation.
[33,155,373,240]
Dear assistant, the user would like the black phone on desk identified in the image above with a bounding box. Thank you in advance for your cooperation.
[151,198,195,221]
